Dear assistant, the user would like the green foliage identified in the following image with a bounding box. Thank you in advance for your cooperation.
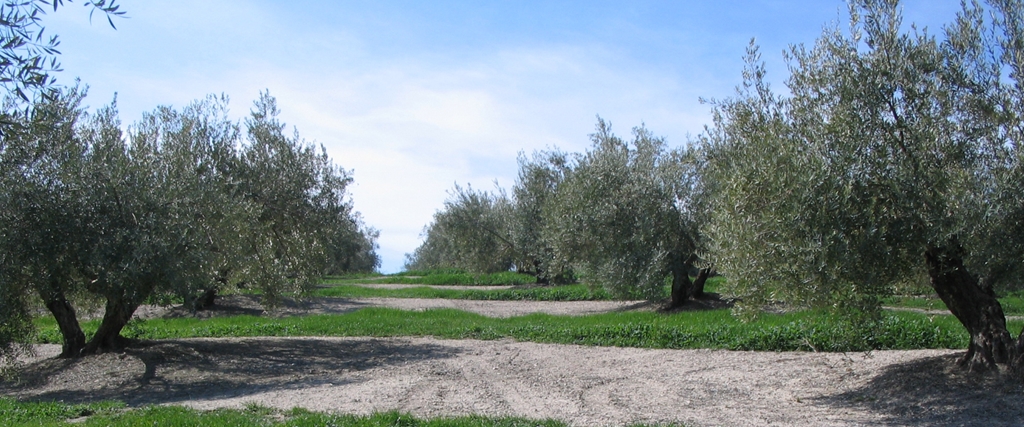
[507,150,574,283]
[34,307,972,352]
[0,0,124,103]
[0,397,123,425]
[703,0,1024,315]
[405,184,514,273]
[0,88,379,354]
[544,119,705,301]
[405,152,574,283]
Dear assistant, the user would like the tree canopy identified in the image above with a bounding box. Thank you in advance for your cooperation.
[0,90,378,358]
[703,0,1024,369]
[544,120,708,305]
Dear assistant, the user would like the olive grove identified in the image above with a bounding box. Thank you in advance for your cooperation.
[0,90,378,358]
[407,120,710,305]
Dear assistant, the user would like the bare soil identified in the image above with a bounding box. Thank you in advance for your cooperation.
[134,294,657,319]
[5,295,1024,427]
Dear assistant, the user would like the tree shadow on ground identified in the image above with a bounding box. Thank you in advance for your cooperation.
[813,353,1024,426]
[3,337,460,406]
[659,293,735,313]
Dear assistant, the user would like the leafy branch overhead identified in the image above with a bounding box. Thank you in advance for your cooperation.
[0,0,124,101]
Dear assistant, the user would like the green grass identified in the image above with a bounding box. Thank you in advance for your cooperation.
[0,398,124,426]
[314,284,613,301]
[35,306,981,352]
[0,399,621,427]
[324,269,538,286]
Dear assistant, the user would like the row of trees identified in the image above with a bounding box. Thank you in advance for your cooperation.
[405,120,712,305]
[409,0,1024,372]
[0,89,379,361]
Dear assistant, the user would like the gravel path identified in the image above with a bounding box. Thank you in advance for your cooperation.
[135,294,655,319]
[6,338,1023,427]
[336,284,516,290]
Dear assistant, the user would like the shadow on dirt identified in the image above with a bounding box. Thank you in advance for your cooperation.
[3,337,460,407]
[659,293,735,313]
[814,353,1024,426]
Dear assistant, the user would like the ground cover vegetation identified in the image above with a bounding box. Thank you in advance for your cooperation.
[32,307,976,352]
[0,87,380,364]
[0,398,595,427]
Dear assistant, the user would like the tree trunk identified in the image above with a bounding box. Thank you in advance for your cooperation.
[669,253,696,309]
[41,289,86,358]
[188,287,218,311]
[691,267,712,300]
[81,296,139,355]
[925,242,1016,371]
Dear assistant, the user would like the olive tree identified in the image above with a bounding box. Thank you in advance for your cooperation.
[1,90,378,356]
[704,0,1024,370]
[1,87,92,357]
[508,150,573,283]
[546,120,708,306]
[233,92,378,303]
[0,0,123,103]
[405,184,514,273]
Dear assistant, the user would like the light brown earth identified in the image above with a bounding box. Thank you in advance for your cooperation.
[4,294,1024,427]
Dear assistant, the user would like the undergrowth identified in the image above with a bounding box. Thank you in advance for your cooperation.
[0,400,615,427]
[34,307,974,352]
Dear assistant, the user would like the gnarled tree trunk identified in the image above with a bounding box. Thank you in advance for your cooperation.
[40,287,86,358]
[691,266,712,300]
[925,242,1017,371]
[81,295,139,355]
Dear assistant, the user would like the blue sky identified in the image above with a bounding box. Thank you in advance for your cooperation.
[43,1,963,273]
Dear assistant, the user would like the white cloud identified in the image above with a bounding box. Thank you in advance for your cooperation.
[44,2,735,273]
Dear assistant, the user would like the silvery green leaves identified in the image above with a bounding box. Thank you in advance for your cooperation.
[702,0,1024,368]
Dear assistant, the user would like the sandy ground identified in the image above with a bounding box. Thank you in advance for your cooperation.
[133,294,657,319]
[5,295,1024,426]
[338,284,515,290]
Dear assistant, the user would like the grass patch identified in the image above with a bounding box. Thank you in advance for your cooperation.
[35,307,977,352]
[324,269,538,286]
[314,284,613,301]
[0,397,124,425]
[0,399,589,427]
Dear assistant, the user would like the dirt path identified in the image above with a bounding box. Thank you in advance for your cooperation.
[336,284,516,290]
[135,294,655,319]
[5,338,1023,427]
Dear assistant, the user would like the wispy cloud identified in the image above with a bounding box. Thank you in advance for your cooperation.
[41,0,965,272]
